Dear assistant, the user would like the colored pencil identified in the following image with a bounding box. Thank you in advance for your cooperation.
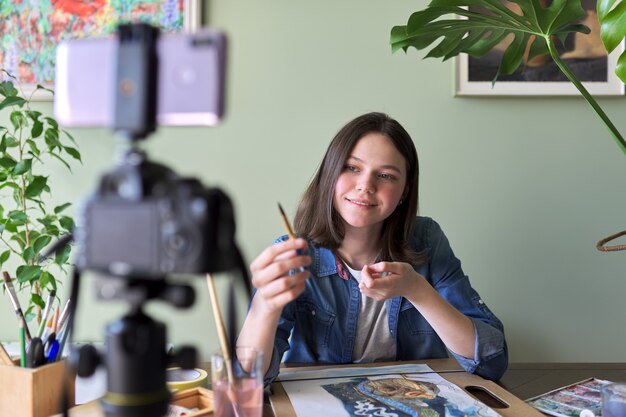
[19,321,26,367]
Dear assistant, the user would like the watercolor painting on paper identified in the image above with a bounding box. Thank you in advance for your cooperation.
[279,365,501,417]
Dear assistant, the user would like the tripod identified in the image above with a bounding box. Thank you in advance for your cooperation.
[73,278,197,417]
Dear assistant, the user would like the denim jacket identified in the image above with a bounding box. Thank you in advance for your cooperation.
[262,216,508,386]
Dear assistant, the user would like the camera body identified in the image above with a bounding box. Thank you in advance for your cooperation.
[74,151,237,279]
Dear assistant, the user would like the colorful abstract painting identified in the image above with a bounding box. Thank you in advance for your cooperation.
[279,364,501,417]
[0,0,196,98]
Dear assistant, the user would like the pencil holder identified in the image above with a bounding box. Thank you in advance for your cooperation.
[0,359,75,417]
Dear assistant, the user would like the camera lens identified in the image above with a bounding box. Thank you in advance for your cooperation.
[168,231,189,253]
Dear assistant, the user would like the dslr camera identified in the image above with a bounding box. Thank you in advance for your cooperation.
[74,156,237,279]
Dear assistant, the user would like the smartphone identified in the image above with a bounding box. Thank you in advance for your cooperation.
[54,29,226,127]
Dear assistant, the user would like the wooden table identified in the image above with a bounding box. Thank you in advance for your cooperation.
[60,361,626,416]
[499,362,626,400]
[267,361,626,417]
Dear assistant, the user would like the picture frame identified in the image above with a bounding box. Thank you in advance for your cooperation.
[0,0,201,101]
[455,2,625,96]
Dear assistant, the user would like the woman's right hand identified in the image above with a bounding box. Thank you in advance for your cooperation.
[249,238,311,313]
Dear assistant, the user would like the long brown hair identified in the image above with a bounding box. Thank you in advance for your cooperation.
[294,112,424,266]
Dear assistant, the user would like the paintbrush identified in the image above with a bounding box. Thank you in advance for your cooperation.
[2,271,32,343]
[206,273,235,383]
[37,289,56,338]
[278,203,307,273]
[277,203,296,240]
[206,273,243,417]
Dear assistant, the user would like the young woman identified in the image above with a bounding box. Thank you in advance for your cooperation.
[237,112,507,386]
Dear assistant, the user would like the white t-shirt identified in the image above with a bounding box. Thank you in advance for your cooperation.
[346,265,397,363]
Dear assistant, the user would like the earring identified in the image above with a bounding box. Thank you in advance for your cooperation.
[398,199,404,205]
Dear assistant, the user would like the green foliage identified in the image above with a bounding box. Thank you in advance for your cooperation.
[0,70,81,320]
[598,0,626,81]
[391,0,589,78]
[391,0,626,156]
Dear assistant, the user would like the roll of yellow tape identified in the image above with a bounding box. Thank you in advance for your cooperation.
[165,368,208,391]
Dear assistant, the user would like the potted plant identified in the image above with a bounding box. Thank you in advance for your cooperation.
[0,71,81,324]
[390,0,626,249]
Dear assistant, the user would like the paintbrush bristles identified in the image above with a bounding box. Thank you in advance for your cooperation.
[277,202,296,240]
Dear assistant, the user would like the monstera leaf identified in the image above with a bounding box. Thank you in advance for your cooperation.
[391,0,626,155]
[598,0,626,82]
[391,0,589,81]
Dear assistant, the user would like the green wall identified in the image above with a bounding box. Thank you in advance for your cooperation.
[1,0,625,363]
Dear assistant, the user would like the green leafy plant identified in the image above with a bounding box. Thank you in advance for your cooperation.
[390,0,626,155]
[0,71,81,321]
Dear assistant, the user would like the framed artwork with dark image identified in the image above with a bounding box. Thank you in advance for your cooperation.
[455,0,625,96]
[0,0,201,101]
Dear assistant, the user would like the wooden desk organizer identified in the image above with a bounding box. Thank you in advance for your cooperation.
[171,387,214,417]
[0,359,75,417]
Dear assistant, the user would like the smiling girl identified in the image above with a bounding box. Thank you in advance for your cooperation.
[237,112,507,386]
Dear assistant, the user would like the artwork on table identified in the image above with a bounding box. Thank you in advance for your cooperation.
[455,0,625,96]
[278,364,501,417]
[0,0,200,100]
[527,378,611,417]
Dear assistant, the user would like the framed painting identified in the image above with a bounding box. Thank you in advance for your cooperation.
[0,0,201,101]
[455,0,625,96]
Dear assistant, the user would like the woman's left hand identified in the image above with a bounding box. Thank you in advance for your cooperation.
[358,261,424,301]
